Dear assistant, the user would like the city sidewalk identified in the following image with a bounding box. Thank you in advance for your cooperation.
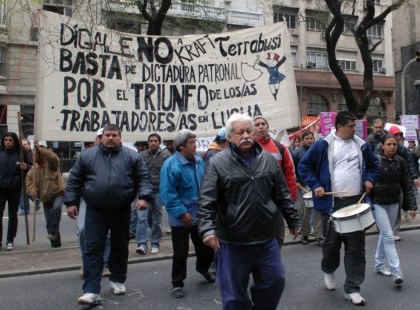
[1,212,420,278]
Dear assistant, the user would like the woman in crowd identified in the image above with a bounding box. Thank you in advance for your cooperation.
[371,134,417,286]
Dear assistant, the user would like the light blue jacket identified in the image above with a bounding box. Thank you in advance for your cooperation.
[160,152,205,227]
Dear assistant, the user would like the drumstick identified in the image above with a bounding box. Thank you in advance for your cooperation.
[301,187,310,193]
[355,192,367,208]
[324,191,349,195]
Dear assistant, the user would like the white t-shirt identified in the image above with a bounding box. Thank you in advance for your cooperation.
[331,136,362,197]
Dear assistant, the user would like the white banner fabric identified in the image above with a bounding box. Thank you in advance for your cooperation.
[35,11,300,141]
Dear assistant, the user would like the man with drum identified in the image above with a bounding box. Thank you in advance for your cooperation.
[298,111,379,306]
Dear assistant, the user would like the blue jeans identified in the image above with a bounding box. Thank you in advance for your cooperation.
[136,192,162,249]
[77,200,110,265]
[217,239,285,310]
[373,203,401,274]
[43,196,63,235]
[83,206,130,294]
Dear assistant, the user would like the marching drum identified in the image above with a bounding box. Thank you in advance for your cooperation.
[302,192,314,208]
[331,203,375,234]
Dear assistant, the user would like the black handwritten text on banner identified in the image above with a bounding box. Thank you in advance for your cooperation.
[35,11,299,141]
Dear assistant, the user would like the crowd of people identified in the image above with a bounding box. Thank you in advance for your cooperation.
[0,111,418,308]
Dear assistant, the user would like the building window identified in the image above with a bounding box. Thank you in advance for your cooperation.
[292,52,298,67]
[367,24,384,38]
[306,52,328,68]
[0,105,7,135]
[0,2,6,29]
[308,95,329,115]
[343,20,356,35]
[43,0,73,17]
[366,97,384,117]
[21,106,35,138]
[374,0,381,4]
[306,17,323,31]
[372,59,384,72]
[273,12,296,29]
[338,97,348,112]
[337,59,356,71]
[0,47,5,77]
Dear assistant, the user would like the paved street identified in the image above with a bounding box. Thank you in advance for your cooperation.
[1,230,420,309]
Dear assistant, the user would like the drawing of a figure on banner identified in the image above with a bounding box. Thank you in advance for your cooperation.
[257,53,287,100]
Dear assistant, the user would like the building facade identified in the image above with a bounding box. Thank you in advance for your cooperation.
[392,2,420,116]
[0,0,397,137]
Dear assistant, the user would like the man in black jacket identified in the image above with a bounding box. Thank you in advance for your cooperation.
[65,124,152,306]
[197,113,300,310]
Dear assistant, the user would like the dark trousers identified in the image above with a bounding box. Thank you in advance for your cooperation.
[321,195,365,293]
[171,225,214,288]
[217,239,285,310]
[0,189,20,244]
[83,207,131,294]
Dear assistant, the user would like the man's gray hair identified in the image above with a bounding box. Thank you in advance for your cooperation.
[225,113,254,138]
[174,129,196,152]
[373,118,385,126]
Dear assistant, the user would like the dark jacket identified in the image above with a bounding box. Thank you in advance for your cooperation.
[0,148,21,190]
[292,144,310,185]
[373,154,417,210]
[64,144,152,210]
[366,131,386,153]
[397,144,418,180]
[298,131,380,214]
[140,148,171,192]
[197,143,300,245]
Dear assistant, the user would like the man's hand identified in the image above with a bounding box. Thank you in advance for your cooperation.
[18,162,28,171]
[289,227,299,240]
[414,178,420,189]
[364,180,374,194]
[203,234,219,251]
[410,210,417,219]
[66,206,78,219]
[135,199,148,210]
[180,212,193,228]
[314,187,325,198]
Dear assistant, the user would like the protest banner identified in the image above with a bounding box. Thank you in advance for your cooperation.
[35,11,300,141]
[400,115,420,141]
[320,112,337,137]
[355,119,367,140]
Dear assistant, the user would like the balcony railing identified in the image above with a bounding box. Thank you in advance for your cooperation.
[227,9,264,26]
[169,1,225,21]
[103,1,264,27]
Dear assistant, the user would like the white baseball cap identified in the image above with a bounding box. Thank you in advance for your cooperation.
[97,128,104,136]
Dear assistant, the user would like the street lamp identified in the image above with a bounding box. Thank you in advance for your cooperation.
[401,50,420,116]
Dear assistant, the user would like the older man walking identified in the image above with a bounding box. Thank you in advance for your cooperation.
[198,113,300,310]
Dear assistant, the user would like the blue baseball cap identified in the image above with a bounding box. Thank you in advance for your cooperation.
[216,128,227,142]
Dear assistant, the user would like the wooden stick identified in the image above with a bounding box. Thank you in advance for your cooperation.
[355,192,367,208]
[32,197,37,242]
[17,112,30,245]
[300,186,310,193]
[324,191,349,195]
